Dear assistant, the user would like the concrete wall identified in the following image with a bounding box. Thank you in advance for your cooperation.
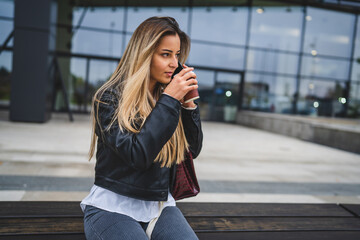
[236,111,360,154]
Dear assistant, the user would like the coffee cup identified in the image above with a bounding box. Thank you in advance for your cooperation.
[184,88,199,103]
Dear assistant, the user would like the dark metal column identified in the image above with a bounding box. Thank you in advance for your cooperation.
[238,71,245,110]
[344,14,358,117]
[241,0,253,111]
[10,0,57,122]
[293,4,307,115]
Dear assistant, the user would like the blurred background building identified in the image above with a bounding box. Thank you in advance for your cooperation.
[1,0,360,123]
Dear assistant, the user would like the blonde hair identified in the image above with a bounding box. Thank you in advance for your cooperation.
[89,16,191,168]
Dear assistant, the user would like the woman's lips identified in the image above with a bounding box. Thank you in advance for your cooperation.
[165,72,173,77]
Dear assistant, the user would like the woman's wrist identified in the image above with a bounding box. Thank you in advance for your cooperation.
[182,101,196,108]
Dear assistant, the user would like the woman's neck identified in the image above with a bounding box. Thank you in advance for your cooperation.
[149,79,157,96]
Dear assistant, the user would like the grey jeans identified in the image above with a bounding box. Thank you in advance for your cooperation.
[83,205,199,240]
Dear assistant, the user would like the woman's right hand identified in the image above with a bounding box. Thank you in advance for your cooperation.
[163,65,198,101]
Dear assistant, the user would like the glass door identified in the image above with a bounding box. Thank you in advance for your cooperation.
[209,71,244,122]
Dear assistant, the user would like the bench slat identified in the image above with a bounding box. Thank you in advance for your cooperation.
[0,234,85,240]
[0,202,353,218]
[0,217,83,234]
[188,217,360,232]
[177,202,352,217]
[1,202,360,240]
[1,216,360,235]
[196,231,360,240]
[1,231,360,240]
[341,204,360,217]
[0,202,83,218]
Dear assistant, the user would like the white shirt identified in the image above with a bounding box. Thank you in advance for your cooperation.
[80,185,176,222]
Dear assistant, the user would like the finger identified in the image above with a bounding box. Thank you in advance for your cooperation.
[184,72,196,80]
[187,78,198,86]
[186,78,197,84]
[178,67,194,77]
[188,84,199,90]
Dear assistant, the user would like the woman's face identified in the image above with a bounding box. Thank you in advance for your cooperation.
[150,34,180,89]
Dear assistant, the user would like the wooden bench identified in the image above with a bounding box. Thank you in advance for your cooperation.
[0,202,360,239]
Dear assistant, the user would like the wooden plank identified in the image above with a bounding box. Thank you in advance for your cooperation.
[177,202,353,217]
[1,232,360,240]
[0,217,84,234]
[187,217,360,231]
[341,204,360,217]
[0,234,85,240]
[1,216,360,235]
[196,231,360,240]
[0,202,83,218]
[0,202,356,218]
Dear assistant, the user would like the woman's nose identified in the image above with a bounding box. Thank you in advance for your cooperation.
[169,57,178,68]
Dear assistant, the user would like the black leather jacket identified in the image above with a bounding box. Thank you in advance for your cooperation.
[94,89,203,201]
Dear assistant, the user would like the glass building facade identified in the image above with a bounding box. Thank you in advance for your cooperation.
[1,0,360,121]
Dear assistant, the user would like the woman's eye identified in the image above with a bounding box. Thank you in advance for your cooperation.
[176,54,180,58]
[162,53,169,57]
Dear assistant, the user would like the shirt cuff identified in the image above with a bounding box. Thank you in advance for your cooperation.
[162,93,197,110]
[182,105,197,110]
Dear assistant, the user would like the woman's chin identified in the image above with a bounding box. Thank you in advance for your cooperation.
[160,78,171,84]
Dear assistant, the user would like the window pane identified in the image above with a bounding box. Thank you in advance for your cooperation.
[197,69,215,89]
[301,56,349,80]
[69,58,87,111]
[298,78,346,116]
[215,72,241,108]
[212,72,241,121]
[350,83,360,102]
[88,59,118,103]
[0,20,14,47]
[189,42,244,70]
[127,7,189,33]
[247,49,298,75]
[191,6,247,45]
[72,29,122,57]
[351,60,360,82]
[217,72,240,84]
[303,7,354,58]
[249,5,303,51]
[323,0,360,7]
[0,50,12,105]
[196,69,215,120]
[353,15,360,59]
[73,7,125,31]
[349,82,360,118]
[0,0,14,18]
[243,73,296,113]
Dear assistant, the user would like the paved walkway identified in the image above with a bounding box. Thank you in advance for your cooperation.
[0,111,359,203]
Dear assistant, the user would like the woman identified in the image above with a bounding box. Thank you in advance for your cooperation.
[81,16,203,240]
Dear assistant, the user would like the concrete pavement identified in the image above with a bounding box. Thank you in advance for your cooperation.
[0,110,359,203]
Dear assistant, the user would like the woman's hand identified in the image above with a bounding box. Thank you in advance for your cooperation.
[163,65,198,101]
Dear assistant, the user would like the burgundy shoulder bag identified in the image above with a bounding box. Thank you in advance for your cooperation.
[171,151,200,200]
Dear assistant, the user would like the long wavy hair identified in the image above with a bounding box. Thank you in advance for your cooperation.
[89,16,191,168]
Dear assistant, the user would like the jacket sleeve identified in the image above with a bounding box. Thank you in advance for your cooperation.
[95,90,181,170]
[181,105,203,158]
